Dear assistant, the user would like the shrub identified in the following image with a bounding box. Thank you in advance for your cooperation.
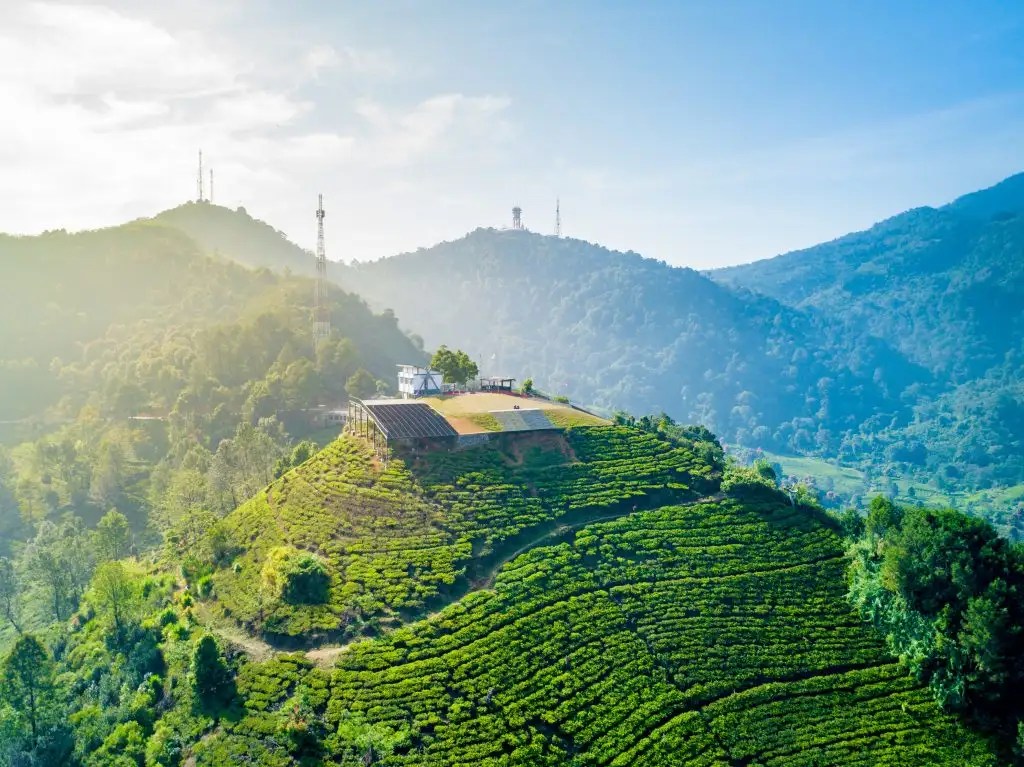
[261,547,330,605]
[191,635,235,713]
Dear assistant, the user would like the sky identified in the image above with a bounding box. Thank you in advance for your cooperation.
[2,1,1024,269]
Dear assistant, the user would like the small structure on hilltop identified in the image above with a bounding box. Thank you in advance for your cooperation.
[348,398,458,462]
[512,206,523,230]
[480,376,516,393]
[397,364,444,398]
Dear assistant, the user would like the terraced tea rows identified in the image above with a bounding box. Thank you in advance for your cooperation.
[197,497,996,766]
[209,427,717,639]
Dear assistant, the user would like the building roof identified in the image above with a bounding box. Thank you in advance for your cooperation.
[360,401,458,440]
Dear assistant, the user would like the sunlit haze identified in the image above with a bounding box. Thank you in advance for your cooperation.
[3,0,1024,267]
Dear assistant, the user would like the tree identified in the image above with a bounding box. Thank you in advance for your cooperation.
[191,635,234,712]
[429,346,479,385]
[520,378,534,395]
[90,561,140,641]
[753,458,778,486]
[345,368,377,400]
[1,635,56,748]
[0,557,22,633]
[22,519,94,622]
[93,509,132,562]
[261,547,330,604]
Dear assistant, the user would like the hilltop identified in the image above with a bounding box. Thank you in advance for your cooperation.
[151,201,316,276]
[145,178,1024,532]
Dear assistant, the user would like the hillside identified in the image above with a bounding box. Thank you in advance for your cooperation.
[150,201,317,277]
[18,424,1007,766]
[150,197,1024,526]
[0,217,425,562]
[712,173,1024,509]
[203,426,717,641]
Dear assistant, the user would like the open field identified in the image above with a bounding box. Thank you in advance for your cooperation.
[420,392,609,433]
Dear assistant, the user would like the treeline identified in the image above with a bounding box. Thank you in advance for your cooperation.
[847,497,1024,756]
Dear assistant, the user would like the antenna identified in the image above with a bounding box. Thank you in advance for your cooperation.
[313,194,331,344]
[209,168,214,204]
[555,198,561,237]
[512,206,523,230]
[197,150,204,202]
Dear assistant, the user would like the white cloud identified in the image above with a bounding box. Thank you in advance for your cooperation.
[0,1,514,260]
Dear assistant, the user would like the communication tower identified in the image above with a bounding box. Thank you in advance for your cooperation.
[313,194,331,344]
[209,168,214,204]
[555,198,561,237]
[512,206,523,230]
[197,150,204,202]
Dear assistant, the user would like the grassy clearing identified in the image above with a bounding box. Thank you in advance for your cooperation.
[465,412,503,431]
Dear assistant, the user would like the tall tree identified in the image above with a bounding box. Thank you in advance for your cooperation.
[191,635,235,713]
[345,368,377,400]
[23,519,94,622]
[429,346,479,385]
[89,561,139,642]
[1,635,56,748]
[93,509,132,562]
[0,557,22,633]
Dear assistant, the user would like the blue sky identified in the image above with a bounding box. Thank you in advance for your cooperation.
[2,1,1023,267]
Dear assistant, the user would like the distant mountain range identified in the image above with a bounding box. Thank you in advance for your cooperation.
[131,174,1024,530]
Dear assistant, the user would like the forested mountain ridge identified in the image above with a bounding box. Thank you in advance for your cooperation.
[151,185,1023,529]
[711,173,1024,515]
[0,214,424,570]
[712,173,1024,381]
[340,229,923,448]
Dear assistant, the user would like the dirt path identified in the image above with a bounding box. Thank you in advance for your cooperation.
[200,494,722,667]
[472,494,722,590]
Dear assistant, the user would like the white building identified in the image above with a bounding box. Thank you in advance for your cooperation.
[397,365,444,398]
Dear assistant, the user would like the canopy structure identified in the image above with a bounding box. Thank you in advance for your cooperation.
[480,377,516,392]
[347,399,458,462]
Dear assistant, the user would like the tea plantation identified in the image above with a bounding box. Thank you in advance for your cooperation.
[22,424,1007,766]
[189,496,998,766]
[207,427,719,640]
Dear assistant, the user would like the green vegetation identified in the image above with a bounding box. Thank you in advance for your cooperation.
[848,498,1024,741]
[715,177,1024,525]
[428,345,479,385]
[166,497,997,765]
[199,426,718,639]
[0,215,425,643]
[465,413,503,431]
[2,196,1021,765]
[0,415,1012,764]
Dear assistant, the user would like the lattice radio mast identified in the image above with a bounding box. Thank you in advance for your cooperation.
[209,168,214,204]
[197,150,204,201]
[313,194,331,344]
[512,206,523,230]
[555,198,561,237]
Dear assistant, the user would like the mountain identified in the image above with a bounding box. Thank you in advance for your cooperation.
[151,201,315,276]
[0,216,425,557]
[340,229,923,450]
[712,174,1024,506]
[131,178,1024,529]
[712,175,1024,382]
